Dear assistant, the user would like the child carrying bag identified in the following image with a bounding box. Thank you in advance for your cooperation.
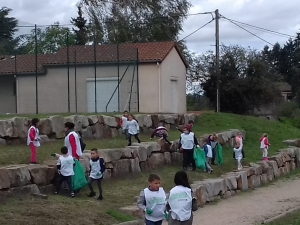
[72,159,88,191]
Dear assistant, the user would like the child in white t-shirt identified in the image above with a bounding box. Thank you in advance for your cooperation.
[120,111,129,140]
[137,174,167,225]
[126,115,141,146]
[233,142,243,171]
[55,146,75,198]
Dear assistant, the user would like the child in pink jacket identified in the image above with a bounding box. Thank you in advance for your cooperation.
[260,133,270,161]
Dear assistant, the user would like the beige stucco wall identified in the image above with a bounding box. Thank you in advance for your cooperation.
[17,64,138,114]
[160,48,187,114]
[0,75,16,114]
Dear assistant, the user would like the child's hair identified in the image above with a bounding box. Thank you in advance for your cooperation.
[263,133,268,137]
[31,118,40,126]
[129,114,138,123]
[91,148,98,153]
[61,146,68,154]
[148,174,161,182]
[64,122,75,130]
[123,110,128,114]
[174,171,191,189]
[188,120,194,124]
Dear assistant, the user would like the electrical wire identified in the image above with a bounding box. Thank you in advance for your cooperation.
[221,16,274,46]
[179,18,214,41]
[220,15,296,38]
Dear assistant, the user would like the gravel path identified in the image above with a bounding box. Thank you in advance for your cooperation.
[163,178,300,225]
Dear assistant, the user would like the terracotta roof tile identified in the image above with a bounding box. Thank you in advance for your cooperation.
[0,41,187,75]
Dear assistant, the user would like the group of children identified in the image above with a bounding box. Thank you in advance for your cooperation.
[137,171,195,225]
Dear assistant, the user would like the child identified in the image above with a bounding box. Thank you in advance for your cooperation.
[233,142,243,171]
[87,148,106,200]
[260,133,270,161]
[64,122,82,160]
[27,118,41,164]
[55,146,75,198]
[137,174,167,225]
[150,122,172,145]
[126,114,141,146]
[178,126,199,171]
[120,111,129,140]
[167,171,193,225]
[203,143,213,174]
[207,133,218,165]
[177,120,194,133]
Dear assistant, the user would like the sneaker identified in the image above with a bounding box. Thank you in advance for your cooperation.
[54,191,58,194]
[127,143,132,146]
[70,193,75,198]
[87,192,96,198]
[98,196,103,200]
[30,162,37,165]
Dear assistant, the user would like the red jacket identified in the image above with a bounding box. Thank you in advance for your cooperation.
[260,137,270,147]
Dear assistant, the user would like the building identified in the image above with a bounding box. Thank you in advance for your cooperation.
[0,42,188,114]
[274,82,292,100]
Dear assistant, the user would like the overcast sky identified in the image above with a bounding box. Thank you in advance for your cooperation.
[1,0,299,53]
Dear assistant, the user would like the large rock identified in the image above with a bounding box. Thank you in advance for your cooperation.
[236,170,248,190]
[28,164,50,186]
[82,126,94,139]
[171,152,183,163]
[184,114,196,125]
[65,115,89,131]
[249,163,263,175]
[11,117,29,138]
[101,149,124,163]
[100,116,117,127]
[256,161,270,173]
[283,139,300,147]
[49,116,65,138]
[164,152,172,164]
[92,123,104,139]
[0,168,10,189]
[0,119,13,137]
[0,138,6,146]
[87,115,99,125]
[268,154,284,167]
[170,140,179,152]
[134,115,153,128]
[6,165,31,187]
[202,178,226,201]
[191,182,207,206]
[127,146,148,162]
[220,172,238,190]
[261,174,268,184]
[248,175,261,189]
[129,158,141,173]
[268,160,280,178]
[38,118,53,135]
[0,184,40,198]
[147,153,165,169]
[79,158,90,173]
[113,159,130,177]
[132,142,161,156]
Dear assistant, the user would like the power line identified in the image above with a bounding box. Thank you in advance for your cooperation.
[220,15,296,38]
[179,18,214,41]
[221,16,274,46]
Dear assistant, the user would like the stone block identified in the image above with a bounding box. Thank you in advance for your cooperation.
[249,163,263,175]
[139,161,148,172]
[164,152,172,164]
[113,159,131,177]
[236,170,248,190]
[147,153,165,170]
[268,160,280,178]
[220,173,238,190]
[0,168,10,189]
[191,182,207,206]
[103,169,112,179]
[129,158,141,173]
[28,164,49,186]
[48,116,65,138]
[268,154,284,167]
[261,174,268,184]
[38,118,52,135]
[11,117,29,138]
[6,165,31,187]
[171,152,183,164]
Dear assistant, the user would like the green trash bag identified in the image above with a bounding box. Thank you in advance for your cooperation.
[193,147,206,170]
[216,145,223,165]
[72,159,88,192]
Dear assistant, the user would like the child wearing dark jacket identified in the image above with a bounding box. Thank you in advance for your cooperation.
[87,148,106,200]
[150,122,172,145]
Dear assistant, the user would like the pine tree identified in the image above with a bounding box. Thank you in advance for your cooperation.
[71,5,89,45]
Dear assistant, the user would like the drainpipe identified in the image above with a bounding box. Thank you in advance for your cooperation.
[157,62,161,113]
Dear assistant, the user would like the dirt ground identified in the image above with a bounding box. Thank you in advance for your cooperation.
[163,177,300,225]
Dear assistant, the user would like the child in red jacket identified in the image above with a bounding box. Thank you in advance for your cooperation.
[260,133,270,161]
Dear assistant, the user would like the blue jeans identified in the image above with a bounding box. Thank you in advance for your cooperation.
[145,219,163,225]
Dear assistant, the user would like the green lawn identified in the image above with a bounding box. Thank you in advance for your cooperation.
[266,210,300,224]
[0,112,300,225]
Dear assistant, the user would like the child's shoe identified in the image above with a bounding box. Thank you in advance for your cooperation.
[70,192,75,198]
[97,195,103,200]
[87,192,96,197]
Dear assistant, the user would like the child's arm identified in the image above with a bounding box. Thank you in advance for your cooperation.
[264,138,270,146]
[137,190,146,211]
[135,120,140,133]
[100,158,106,174]
[194,135,199,147]
[56,158,61,170]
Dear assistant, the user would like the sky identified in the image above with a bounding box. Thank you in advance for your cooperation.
[1,0,299,53]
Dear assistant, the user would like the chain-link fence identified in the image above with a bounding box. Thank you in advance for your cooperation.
[0,25,139,115]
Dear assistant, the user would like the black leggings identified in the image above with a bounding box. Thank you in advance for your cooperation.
[183,149,196,169]
[128,134,141,145]
[56,174,73,194]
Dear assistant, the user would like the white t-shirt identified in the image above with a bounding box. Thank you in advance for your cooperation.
[121,116,128,130]
[168,185,192,221]
[126,120,140,135]
[57,155,74,176]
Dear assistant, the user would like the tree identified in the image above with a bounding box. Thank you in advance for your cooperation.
[81,0,191,44]
[18,22,76,54]
[0,7,18,54]
[200,45,282,114]
[71,5,89,45]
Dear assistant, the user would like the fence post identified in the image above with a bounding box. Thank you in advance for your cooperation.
[35,24,38,114]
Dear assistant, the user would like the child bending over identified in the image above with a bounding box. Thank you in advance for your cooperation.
[150,122,172,145]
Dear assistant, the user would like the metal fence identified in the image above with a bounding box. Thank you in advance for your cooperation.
[0,25,139,115]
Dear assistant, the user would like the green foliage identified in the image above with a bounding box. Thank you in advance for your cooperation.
[0,7,18,54]
[81,0,191,44]
[18,22,76,54]
[70,5,89,45]
[201,45,282,114]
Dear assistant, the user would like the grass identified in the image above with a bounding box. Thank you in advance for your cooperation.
[266,209,300,225]
[1,112,300,225]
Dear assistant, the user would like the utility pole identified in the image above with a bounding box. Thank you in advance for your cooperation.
[215,9,220,112]
[35,24,38,114]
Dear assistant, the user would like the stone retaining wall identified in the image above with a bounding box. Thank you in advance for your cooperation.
[121,145,300,220]
[0,129,242,196]
[0,113,197,145]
